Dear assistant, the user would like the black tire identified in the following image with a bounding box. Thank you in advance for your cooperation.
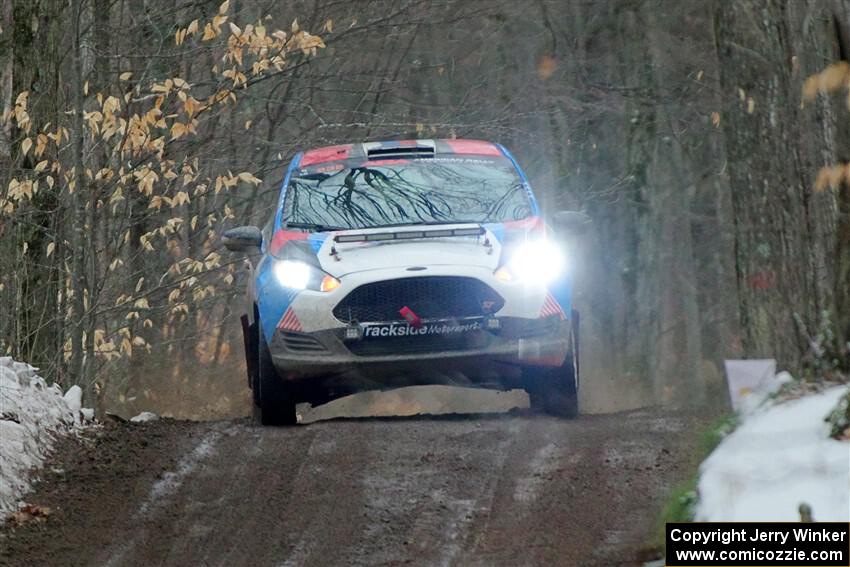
[253,326,298,426]
[525,322,579,418]
[571,309,580,391]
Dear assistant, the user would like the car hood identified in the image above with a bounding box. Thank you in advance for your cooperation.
[315,224,503,278]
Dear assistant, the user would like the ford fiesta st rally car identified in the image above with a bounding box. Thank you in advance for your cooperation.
[223,139,587,425]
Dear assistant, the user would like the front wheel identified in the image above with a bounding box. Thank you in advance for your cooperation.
[525,357,579,418]
[253,327,298,426]
[524,320,579,418]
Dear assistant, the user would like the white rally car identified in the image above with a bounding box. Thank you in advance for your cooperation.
[224,139,587,425]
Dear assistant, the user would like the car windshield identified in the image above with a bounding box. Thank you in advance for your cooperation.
[281,157,532,230]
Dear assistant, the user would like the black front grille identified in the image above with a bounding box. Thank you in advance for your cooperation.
[345,330,490,356]
[333,276,504,323]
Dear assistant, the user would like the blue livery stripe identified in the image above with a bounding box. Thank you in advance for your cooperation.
[256,257,299,342]
[496,144,540,216]
[308,233,328,254]
[272,153,304,237]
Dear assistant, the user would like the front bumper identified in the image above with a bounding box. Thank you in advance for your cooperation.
[269,315,571,380]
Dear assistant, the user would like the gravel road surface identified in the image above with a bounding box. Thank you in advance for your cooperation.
[1,396,699,567]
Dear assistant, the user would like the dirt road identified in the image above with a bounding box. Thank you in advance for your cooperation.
[1,401,699,567]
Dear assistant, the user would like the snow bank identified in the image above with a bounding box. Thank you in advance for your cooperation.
[0,357,91,515]
[696,384,850,522]
[130,411,159,423]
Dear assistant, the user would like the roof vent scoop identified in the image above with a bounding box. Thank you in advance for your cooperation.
[364,140,435,160]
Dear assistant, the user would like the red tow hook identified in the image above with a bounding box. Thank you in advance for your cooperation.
[399,306,423,328]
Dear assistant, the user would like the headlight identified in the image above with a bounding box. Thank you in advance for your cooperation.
[495,239,565,284]
[273,260,340,292]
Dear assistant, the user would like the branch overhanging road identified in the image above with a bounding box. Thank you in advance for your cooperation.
[0,404,700,567]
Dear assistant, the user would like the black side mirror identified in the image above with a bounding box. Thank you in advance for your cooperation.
[552,210,591,234]
[223,226,263,252]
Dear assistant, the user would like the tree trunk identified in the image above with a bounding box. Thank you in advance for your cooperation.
[713,0,847,374]
[69,0,87,386]
[0,0,12,162]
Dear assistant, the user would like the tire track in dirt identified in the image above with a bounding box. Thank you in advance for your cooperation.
[1,409,700,567]
[101,427,225,566]
[116,423,322,567]
[341,418,522,566]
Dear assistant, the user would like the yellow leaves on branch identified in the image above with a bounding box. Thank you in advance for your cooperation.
[203,252,221,269]
[148,190,191,211]
[221,67,248,87]
[537,55,556,80]
[2,91,32,132]
[237,171,262,185]
[139,233,155,252]
[803,61,850,109]
[814,164,850,193]
[35,134,49,157]
[3,3,323,355]
[135,167,159,196]
[711,112,721,127]
[200,1,230,42]
[170,120,198,140]
[7,178,36,201]
[63,328,151,362]
[93,329,120,361]
[805,61,850,192]
[215,12,325,83]
[213,171,256,193]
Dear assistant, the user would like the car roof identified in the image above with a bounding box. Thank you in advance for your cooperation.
[298,139,504,167]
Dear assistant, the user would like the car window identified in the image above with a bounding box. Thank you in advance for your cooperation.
[281,157,532,230]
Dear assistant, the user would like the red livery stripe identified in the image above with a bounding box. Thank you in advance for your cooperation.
[444,139,502,156]
[278,307,303,332]
[269,229,309,255]
[361,158,410,166]
[539,292,566,320]
[300,144,352,167]
[503,216,544,235]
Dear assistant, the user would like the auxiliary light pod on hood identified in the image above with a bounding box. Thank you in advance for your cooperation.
[333,225,485,244]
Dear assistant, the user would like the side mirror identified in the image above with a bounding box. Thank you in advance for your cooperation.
[223,226,262,252]
[552,210,591,234]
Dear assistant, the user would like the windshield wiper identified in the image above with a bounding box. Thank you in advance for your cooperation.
[285,222,347,232]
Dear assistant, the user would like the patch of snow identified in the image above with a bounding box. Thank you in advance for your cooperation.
[696,384,850,522]
[63,385,82,416]
[129,411,159,423]
[734,370,793,416]
[0,357,92,515]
